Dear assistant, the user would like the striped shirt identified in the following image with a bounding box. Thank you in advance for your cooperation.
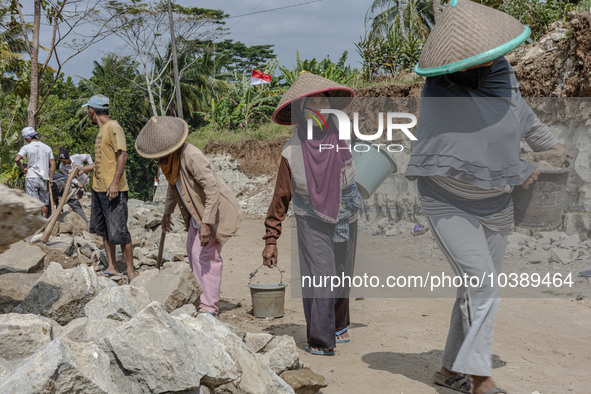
[419,118,558,231]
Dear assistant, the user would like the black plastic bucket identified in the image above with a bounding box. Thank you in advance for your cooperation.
[513,159,573,230]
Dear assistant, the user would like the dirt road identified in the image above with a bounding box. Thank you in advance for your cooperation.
[219,219,591,394]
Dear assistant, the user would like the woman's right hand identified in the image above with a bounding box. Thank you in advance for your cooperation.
[262,244,278,268]
[161,214,174,233]
[522,167,541,189]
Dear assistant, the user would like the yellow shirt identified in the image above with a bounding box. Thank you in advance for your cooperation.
[92,120,129,192]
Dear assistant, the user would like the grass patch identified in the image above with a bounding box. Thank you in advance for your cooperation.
[187,122,291,151]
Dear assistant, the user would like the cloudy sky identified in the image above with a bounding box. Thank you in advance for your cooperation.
[41,0,373,81]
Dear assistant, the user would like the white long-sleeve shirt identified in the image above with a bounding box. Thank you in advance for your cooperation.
[60,153,93,187]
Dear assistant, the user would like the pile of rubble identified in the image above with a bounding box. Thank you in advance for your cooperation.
[505,230,589,267]
[0,194,326,393]
[0,282,326,393]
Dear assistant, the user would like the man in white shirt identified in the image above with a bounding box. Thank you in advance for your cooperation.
[58,147,93,199]
[15,127,56,218]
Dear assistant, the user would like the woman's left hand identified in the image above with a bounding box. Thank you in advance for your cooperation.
[550,142,573,159]
[522,168,541,189]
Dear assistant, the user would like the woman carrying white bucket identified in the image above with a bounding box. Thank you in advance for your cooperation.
[408,1,573,393]
[262,72,363,356]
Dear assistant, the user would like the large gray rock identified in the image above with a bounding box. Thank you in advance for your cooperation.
[0,337,119,394]
[46,235,77,257]
[84,285,152,343]
[170,303,197,317]
[559,234,581,249]
[164,232,189,255]
[0,242,45,275]
[59,317,88,340]
[279,368,328,394]
[62,210,89,233]
[131,262,202,313]
[182,314,295,394]
[0,184,46,254]
[104,302,238,393]
[0,272,42,313]
[549,248,574,264]
[244,333,274,353]
[0,357,11,382]
[140,211,163,229]
[260,335,301,375]
[13,263,99,325]
[0,313,60,361]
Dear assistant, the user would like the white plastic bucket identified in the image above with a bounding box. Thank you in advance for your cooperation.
[351,141,397,199]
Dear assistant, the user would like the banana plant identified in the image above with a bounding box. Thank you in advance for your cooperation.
[279,51,359,86]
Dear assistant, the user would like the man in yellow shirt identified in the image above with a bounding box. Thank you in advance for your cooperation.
[76,95,136,281]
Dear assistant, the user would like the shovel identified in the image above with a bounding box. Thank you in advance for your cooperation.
[41,167,79,243]
[156,231,166,270]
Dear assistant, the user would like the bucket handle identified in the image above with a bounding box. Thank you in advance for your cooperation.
[249,264,283,285]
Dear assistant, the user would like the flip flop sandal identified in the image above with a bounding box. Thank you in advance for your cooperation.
[484,386,508,394]
[304,345,335,356]
[433,371,471,393]
[336,327,350,343]
[99,272,117,279]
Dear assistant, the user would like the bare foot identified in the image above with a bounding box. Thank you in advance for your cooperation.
[127,271,137,281]
[440,366,457,378]
[472,375,496,394]
[308,346,336,353]
[336,330,350,341]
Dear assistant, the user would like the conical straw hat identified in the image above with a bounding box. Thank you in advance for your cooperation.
[135,116,188,159]
[273,71,354,125]
[415,0,530,77]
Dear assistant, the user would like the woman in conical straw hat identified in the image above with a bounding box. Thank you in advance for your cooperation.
[135,116,242,317]
[262,71,363,355]
[407,1,572,393]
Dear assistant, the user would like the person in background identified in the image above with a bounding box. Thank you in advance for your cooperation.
[59,147,93,199]
[262,72,362,356]
[76,94,135,281]
[135,116,242,317]
[47,170,89,226]
[15,127,55,218]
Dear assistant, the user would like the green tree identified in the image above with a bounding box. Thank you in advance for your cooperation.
[204,39,276,73]
[279,51,359,86]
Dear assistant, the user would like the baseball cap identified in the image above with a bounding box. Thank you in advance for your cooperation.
[59,147,70,160]
[22,127,39,139]
[82,94,109,109]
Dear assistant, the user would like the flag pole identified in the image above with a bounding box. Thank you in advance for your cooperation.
[246,71,252,133]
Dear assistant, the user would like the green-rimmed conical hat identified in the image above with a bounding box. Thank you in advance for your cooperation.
[415,0,530,77]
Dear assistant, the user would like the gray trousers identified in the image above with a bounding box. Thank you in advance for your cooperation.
[428,214,508,377]
[49,181,89,225]
[296,215,357,350]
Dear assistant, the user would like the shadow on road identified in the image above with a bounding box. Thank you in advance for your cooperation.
[362,350,506,393]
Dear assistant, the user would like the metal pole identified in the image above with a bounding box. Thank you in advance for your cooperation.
[167,0,183,119]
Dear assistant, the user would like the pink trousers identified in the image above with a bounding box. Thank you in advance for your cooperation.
[187,222,223,314]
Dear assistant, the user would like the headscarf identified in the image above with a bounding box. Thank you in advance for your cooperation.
[292,96,352,223]
[158,149,181,185]
[405,57,537,189]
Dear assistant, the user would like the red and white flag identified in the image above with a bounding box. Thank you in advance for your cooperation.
[251,70,272,85]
